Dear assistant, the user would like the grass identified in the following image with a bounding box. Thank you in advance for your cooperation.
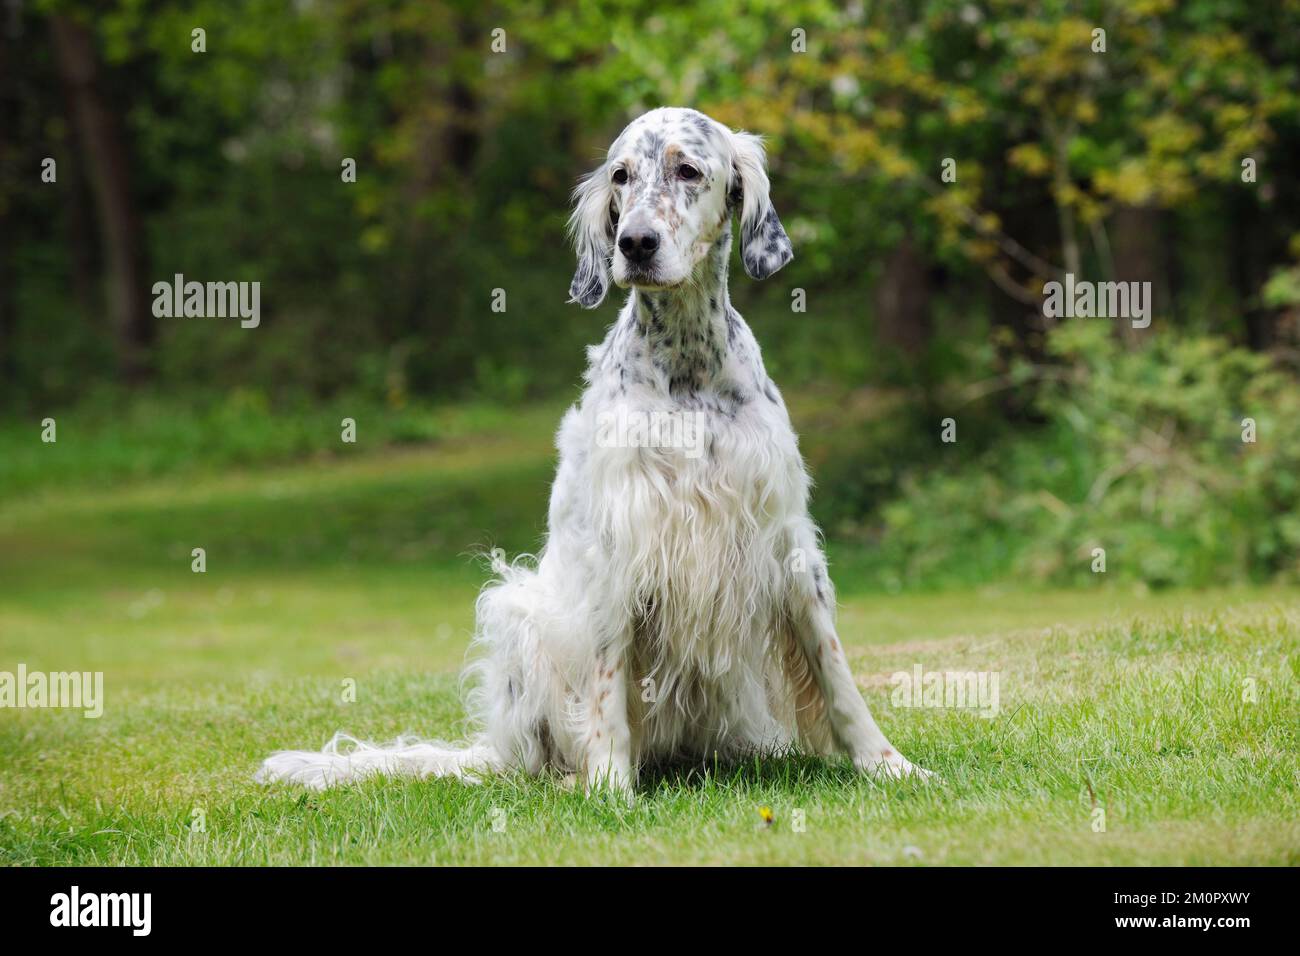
[1,400,1297,865]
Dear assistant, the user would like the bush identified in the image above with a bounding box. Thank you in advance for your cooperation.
[868,322,1300,589]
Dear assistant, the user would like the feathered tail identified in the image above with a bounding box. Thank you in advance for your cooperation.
[254,732,502,790]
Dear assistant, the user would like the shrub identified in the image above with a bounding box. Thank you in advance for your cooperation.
[869,322,1300,589]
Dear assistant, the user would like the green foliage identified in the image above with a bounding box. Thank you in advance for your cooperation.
[6,0,1300,593]
[712,0,1300,292]
[7,0,1299,407]
[871,324,1300,589]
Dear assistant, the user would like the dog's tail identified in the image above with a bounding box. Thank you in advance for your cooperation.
[255,732,502,790]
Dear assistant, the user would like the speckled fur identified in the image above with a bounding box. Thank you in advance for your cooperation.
[256,109,925,794]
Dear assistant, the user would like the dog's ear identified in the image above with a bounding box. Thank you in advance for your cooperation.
[729,131,793,280]
[567,163,616,308]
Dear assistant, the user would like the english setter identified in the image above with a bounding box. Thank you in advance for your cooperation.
[258,108,926,795]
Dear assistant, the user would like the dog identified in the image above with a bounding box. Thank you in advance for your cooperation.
[257,108,927,795]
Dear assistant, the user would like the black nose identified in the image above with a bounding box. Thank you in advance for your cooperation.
[618,230,659,264]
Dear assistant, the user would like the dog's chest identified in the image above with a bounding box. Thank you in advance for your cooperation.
[591,389,798,525]
[585,389,805,669]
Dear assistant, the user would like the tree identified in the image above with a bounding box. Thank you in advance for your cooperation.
[50,12,153,383]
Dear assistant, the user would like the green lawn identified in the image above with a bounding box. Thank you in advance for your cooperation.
[1,403,1297,865]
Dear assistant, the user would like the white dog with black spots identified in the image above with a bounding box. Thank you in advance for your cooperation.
[258,108,928,796]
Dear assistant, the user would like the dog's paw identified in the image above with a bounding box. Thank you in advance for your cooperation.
[855,749,933,782]
[584,764,636,805]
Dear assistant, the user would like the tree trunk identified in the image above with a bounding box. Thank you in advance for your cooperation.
[0,206,13,390]
[1110,205,1169,344]
[874,232,932,355]
[1225,194,1275,349]
[50,14,153,383]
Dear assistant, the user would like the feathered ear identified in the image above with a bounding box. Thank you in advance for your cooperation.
[567,164,616,308]
[730,131,793,280]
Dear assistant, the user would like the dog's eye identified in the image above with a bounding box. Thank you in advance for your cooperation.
[612,168,628,185]
[678,163,701,181]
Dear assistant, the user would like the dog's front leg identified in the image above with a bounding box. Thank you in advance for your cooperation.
[583,639,634,800]
[788,548,929,780]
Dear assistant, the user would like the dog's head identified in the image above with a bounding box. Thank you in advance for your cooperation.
[567,107,793,308]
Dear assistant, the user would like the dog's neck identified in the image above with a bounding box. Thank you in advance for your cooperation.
[629,229,733,392]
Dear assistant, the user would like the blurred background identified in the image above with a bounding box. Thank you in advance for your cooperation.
[4,0,1300,594]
